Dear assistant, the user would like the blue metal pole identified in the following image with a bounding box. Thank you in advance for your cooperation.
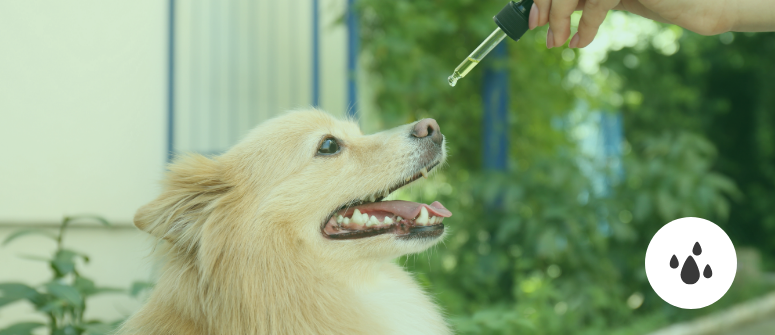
[601,112,624,192]
[346,0,358,119]
[312,0,320,107]
[482,42,508,170]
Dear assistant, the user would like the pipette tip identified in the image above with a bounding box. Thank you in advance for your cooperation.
[448,74,460,87]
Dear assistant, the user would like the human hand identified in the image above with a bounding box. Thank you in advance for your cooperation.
[528,0,775,49]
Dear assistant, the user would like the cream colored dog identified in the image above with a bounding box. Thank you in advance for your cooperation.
[116,110,452,335]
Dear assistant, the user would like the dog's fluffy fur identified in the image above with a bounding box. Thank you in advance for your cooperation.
[116,110,451,335]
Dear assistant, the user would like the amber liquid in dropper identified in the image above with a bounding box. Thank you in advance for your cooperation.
[448,27,507,87]
[448,58,479,87]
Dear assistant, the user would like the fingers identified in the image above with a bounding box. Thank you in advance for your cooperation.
[571,0,619,48]
[531,0,553,29]
[548,0,578,48]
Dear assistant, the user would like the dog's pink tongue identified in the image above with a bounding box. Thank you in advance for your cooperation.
[345,200,451,219]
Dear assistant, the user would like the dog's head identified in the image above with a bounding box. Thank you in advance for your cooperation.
[134,109,450,264]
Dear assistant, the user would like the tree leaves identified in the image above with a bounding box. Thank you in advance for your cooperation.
[356,2,773,334]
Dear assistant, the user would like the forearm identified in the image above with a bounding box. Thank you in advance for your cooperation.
[733,0,775,32]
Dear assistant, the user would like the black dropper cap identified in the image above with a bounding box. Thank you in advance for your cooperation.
[493,0,533,41]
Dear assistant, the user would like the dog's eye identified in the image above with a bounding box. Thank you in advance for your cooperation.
[317,137,340,155]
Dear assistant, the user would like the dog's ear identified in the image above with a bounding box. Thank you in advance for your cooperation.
[134,154,232,245]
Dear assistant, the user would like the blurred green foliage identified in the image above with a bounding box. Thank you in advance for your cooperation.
[0,216,152,335]
[356,1,775,334]
[606,30,775,266]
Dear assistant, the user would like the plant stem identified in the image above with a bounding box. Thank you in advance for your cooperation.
[49,313,57,333]
[57,217,70,251]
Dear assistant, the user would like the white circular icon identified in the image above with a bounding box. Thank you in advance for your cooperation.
[645,217,736,309]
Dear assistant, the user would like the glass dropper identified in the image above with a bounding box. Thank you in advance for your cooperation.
[448,28,508,87]
[448,0,533,87]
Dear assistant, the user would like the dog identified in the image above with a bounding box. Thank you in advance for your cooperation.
[115,109,452,335]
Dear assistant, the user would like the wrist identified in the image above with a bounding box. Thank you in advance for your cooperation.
[731,0,775,32]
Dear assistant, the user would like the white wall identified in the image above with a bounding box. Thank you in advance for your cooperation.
[0,0,167,330]
[0,0,355,331]
[0,0,168,225]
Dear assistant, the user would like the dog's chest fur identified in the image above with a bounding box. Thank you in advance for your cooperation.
[354,264,450,335]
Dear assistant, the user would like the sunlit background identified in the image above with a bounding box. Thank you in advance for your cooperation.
[2,1,775,334]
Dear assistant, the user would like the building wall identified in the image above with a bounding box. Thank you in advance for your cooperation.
[173,0,350,155]
[0,0,169,225]
[0,0,351,329]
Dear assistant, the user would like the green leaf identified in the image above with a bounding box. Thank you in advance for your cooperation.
[64,215,111,227]
[37,300,65,314]
[50,249,89,276]
[74,277,96,295]
[45,282,83,307]
[2,230,57,246]
[91,287,125,295]
[80,323,117,335]
[51,250,76,276]
[52,325,78,335]
[0,283,41,308]
[17,254,51,262]
[75,276,123,297]
[0,322,45,335]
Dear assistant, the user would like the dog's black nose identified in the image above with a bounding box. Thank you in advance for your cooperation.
[411,118,443,145]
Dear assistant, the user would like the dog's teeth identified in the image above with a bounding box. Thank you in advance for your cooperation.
[343,217,350,225]
[349,216,363,229]
[367,215,379,227]
[383,217,393,225]
[429,216,436,225]
[420,167,428,179]
[416,207,429,225]
[352,209,365,224]
[337,215,344,224]
[362,213,369,224]
[396,216,403,222]
[369,195,376,202]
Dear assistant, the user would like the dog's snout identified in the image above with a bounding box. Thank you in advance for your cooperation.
[411,118,443,145]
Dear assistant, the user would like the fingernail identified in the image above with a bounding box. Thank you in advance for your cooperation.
[569,33,580,48]
[529,3,538,30]
[546,28,554,49]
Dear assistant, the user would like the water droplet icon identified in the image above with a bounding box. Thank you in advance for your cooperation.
[693,242,702,255]
[670,255,679,269]
[681,256,701,284]
[704,265,712,278]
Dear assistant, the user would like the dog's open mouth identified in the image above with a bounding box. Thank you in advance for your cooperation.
[322,162,451,240]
